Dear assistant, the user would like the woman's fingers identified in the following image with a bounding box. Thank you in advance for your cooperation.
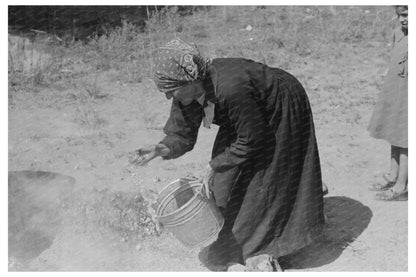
[128,145,157,166]
[128,144,170,167]
[135,151,157,166]
[128,150,140,165]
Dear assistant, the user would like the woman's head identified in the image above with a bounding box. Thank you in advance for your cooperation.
[152,38,211,104]
[395,5,408,31]
[164,80,206,105]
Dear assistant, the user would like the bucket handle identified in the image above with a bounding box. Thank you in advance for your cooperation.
[183,177,211,201]
[196,190,209,202]
[196,183,211,202]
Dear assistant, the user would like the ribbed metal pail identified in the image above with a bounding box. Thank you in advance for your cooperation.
[155,178,224,247]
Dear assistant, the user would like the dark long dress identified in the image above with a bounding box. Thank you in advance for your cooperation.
[160,58,325,264]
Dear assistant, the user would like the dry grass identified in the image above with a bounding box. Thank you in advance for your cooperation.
[65,76,110,129]
[8,6,398,128]
[9,6,396,90]
[72,188,160,241]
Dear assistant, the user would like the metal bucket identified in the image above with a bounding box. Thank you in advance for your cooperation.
[155,178,224,248]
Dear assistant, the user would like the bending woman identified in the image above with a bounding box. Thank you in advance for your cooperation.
[131,38,325,271]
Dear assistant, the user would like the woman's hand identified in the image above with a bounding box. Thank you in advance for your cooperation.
[202,164,215,198]
[128,144,170,166]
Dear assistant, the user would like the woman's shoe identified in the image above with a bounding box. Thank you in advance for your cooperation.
[245,254,284,272]
[198,238,237,272]
[198,246,228,271]
[227,263,246,271]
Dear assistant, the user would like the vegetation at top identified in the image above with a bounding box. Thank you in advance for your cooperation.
[8,6,397,92]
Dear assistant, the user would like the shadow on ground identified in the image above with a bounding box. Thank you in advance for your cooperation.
[280,196,373,270]
[8,170,76,270]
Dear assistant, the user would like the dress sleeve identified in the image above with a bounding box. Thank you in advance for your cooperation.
[209,88,267,172]
[160,99,203,159]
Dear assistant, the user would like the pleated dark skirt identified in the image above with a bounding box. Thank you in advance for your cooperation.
[210,68,325,263]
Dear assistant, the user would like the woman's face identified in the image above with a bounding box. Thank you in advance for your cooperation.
[165,81,205,105]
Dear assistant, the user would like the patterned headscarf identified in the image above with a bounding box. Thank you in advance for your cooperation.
[153,38,211,93]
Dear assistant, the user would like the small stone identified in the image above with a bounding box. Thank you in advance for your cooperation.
[310,83,320,91]
[135,244,142,251]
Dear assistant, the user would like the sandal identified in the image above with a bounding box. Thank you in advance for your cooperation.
[382,173,397,183]
[368,180,395,191]
[375,188,408,201]
[368,173,396,191]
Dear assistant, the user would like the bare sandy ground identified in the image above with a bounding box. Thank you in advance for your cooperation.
[8,40,407,271]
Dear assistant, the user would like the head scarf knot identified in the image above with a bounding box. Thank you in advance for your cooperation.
[153,38,211,93]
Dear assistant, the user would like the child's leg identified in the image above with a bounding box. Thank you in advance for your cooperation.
[368,145,398,191]
[393,147,408,192]
[375,147,408,200]
[387,145,400,181]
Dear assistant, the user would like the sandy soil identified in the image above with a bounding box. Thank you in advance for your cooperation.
[8,40,407,271]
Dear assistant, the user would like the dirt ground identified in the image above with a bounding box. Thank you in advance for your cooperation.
[8,39,408,271]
